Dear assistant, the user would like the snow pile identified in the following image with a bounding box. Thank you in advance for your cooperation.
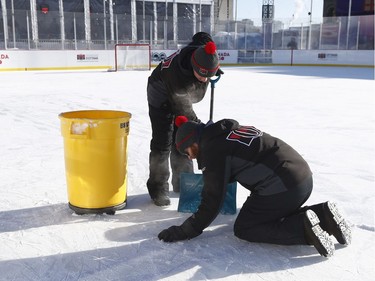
[71,122,89,134]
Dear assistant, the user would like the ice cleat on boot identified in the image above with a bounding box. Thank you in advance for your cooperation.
[323,201,352,245]
[304,210,335,258]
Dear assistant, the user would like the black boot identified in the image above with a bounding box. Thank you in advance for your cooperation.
[305,202,352,245]
[147,151,171,206]
[304,210,335,257]
[170,146,193,192]
[147,181,170,206]
[322,202,352,245]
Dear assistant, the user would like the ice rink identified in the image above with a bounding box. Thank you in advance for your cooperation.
[0,66,374,281]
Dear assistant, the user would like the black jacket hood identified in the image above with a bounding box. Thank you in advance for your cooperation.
[201,119,240,142]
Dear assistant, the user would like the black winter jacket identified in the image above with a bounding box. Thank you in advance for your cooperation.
[180,119,312,239]
[147,46,209,121]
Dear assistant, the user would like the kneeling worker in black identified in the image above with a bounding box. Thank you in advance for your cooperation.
[158,117,352,257]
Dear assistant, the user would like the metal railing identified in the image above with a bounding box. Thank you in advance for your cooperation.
[0,9,373,51]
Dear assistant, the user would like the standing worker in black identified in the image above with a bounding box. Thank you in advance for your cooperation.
[147,32,221,206]
[158,117,352,258]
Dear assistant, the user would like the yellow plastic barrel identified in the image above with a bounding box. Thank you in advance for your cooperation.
[59,110,131,215]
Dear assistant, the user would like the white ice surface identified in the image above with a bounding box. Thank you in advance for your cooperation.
[0,66,374,281]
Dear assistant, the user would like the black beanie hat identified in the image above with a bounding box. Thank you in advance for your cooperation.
[191,32,213,46]
[175,116,200,154]
[191,41,219,78]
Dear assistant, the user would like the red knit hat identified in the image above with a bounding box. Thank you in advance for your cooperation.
[191,42,220,78]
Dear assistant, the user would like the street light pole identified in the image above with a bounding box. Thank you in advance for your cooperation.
[308,0,313,50]
[346,0,352,49]
[11,0,16,48]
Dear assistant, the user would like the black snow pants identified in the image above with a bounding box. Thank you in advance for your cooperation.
[233,177,327,245]
[147,103,193,198]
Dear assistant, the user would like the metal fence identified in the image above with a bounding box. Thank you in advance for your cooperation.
[0,8,373,52]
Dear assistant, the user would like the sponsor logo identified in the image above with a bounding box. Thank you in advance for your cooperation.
[218,52,230,61]
[0,53,10,65]
[318,53,338,60]
[76,54,99,62]
[151,52,167,62]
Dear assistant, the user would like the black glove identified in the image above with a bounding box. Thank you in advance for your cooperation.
[216,68,224,76]
[192,116,201,124]
[158,226,188,242]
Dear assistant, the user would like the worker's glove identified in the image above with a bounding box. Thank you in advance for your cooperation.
[192,116,201,124]
[216,68,224,76]
[158,226,188,242]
